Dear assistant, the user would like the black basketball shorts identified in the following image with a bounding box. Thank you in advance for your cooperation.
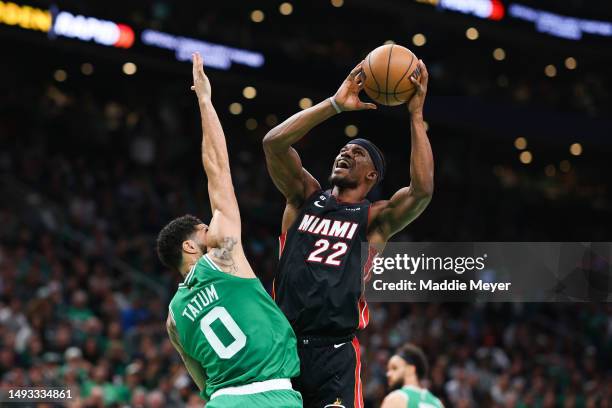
[291,335,363,408]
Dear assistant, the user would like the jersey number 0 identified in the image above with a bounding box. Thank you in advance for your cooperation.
[200,306,246,359]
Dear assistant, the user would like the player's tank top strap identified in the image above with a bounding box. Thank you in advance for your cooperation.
[305,189,326,207]
[180,255,223,288]
[301,189,371,214]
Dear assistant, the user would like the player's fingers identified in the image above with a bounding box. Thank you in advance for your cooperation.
[361,102,377,110]
[192,53,198,77]
[410,77,423,92]
[198,54,205,74]
[192,53,205,78]
[348,62,363,79]
[418,59,429,80]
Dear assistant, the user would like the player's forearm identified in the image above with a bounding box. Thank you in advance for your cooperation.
[263,99,337,153]
[408,113,434,197]
[198,99,231,185]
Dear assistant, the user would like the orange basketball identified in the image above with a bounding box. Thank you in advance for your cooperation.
[362,44,419,106]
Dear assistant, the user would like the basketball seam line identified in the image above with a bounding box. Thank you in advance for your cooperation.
[365,85,415,95]
[392,52,416,102]
[367,53,381,99]
[385,45,394,106]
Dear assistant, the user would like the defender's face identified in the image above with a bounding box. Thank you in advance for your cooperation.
[386,355,406,388]
[330,144,376,188]
[192,223,209,255]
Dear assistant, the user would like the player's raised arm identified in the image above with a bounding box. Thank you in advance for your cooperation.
[369,60,434,241]
[191,53,240,231]
[262,62,376,207]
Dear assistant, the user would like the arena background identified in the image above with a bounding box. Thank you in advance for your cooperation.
[1,1,611,407]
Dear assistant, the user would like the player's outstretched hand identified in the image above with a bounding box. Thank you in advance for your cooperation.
[332,61,377,111]
[191,52,212,102]
[407,59,428,115]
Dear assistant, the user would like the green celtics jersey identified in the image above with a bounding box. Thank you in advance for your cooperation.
[168,255,300,400]
[398,385,443,408]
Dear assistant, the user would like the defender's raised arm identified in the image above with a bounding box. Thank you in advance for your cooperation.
[191,53,239,226]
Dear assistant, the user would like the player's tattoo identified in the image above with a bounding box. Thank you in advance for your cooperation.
[211,237,239,275]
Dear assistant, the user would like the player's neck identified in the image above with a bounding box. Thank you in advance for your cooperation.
[403,376,420,388]
[179,264,191,278]
[180,255,199,278]
[331,185,367,203]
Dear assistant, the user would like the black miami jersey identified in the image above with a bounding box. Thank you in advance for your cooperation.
[273,190,377,337]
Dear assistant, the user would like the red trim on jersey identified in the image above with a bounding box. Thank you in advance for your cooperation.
[363,245,378,284]
[357,297,369,329]
[351,337,364,408]
[278,232,287,258]
[357,245,378,330]
[271,279,276,300]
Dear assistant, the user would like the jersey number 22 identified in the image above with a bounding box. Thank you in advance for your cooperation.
[306,239,348,266]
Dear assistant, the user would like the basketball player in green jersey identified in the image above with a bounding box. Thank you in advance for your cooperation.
[381,344,443,408]
[156,53,302,408]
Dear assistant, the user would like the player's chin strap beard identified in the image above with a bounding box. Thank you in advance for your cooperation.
[329,174,359,190]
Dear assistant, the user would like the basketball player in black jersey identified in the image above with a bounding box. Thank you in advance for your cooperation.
[262,59,433,408]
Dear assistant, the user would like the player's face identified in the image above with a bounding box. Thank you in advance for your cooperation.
[386,355,406,388]
[329,144,376,188]
[192,223,209,254]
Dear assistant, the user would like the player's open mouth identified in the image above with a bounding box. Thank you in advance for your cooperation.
[335,158,352,169]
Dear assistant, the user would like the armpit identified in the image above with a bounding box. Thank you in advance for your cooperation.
[210,237,239,275]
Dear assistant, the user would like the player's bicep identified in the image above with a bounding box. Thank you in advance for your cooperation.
[264,146,320,205]
[374,186,432,239]
[207,209,240,246]
[381,391,408,408]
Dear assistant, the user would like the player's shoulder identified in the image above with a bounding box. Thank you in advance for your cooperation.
[423,389,444,408]
[381,390,408,408]
[369,198,391,215]
[166,305,176,331]
[167,287,185,315]
[306,189,326,203]
[367,199,393,229]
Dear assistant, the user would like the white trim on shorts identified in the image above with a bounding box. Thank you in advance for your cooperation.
[210,378,293,400]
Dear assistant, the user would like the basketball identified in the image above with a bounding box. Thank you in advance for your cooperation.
[363,44,419,106]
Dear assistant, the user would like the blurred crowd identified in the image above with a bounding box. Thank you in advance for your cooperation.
[1,19,612,407]
[362,303,611,407]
